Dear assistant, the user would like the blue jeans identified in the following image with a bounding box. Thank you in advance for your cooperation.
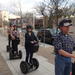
[55,55,72,75]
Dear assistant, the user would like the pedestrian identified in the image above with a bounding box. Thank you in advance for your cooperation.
[53,19,75,75]
[11,25,20,55]
[25,25,38,65]
[7,25,12,47]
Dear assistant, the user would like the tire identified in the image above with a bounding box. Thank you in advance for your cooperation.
[20,61,28,74]
[19,51,22,59]
[38,36,43,42]
[40,37,43,42]
[7,45,10,52]
[31,58,39,70]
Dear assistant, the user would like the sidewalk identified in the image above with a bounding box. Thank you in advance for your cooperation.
[0,34,55,75]
[0,53,12,75]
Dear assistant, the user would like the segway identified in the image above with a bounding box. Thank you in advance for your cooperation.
[20,58,39,74]
[9,49,22,60]
[20,42,39,74]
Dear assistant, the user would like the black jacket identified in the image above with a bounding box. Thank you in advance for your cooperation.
[25,32,38,50]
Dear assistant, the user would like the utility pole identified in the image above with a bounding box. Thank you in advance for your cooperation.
[43,15,46,47]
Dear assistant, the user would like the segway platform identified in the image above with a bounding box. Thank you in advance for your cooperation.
[9,50,22,60]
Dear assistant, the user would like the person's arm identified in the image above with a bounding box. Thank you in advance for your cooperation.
[58,50,75,58]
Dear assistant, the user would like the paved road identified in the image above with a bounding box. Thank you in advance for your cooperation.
[0,53,13,75]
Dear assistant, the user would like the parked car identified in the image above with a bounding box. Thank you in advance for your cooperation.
[37,28,60,44]
[37,29,53,44]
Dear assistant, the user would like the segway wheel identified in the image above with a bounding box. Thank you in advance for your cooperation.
[31,58,39,70]
[7,45,10,52]
[19,51,22,59]
[20,61,28,74]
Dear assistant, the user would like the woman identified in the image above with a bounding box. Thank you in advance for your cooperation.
[7,25,12,47]
[25,25,38,64]
[11,25,20,55]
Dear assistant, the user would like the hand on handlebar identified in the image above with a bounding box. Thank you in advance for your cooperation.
[31,40,38,44]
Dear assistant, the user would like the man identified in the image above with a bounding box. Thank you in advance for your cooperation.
[53,19,75,75]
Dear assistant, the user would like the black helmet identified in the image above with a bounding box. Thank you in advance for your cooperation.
[26,25,33,30]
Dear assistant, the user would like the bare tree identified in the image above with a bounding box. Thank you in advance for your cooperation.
[62,2,75,19]
[35,0,70,28]
[69,3,75,16]
[22,12,35,27]
[10,0,23,27]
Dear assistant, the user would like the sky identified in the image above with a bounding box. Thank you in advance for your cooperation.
[0,0,75,13]
[0,0,42,13]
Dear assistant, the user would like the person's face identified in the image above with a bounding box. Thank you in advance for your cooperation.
[60,26,70,34]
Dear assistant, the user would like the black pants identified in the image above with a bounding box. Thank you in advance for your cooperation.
[25,49,34,64]
[12,39,18,54]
